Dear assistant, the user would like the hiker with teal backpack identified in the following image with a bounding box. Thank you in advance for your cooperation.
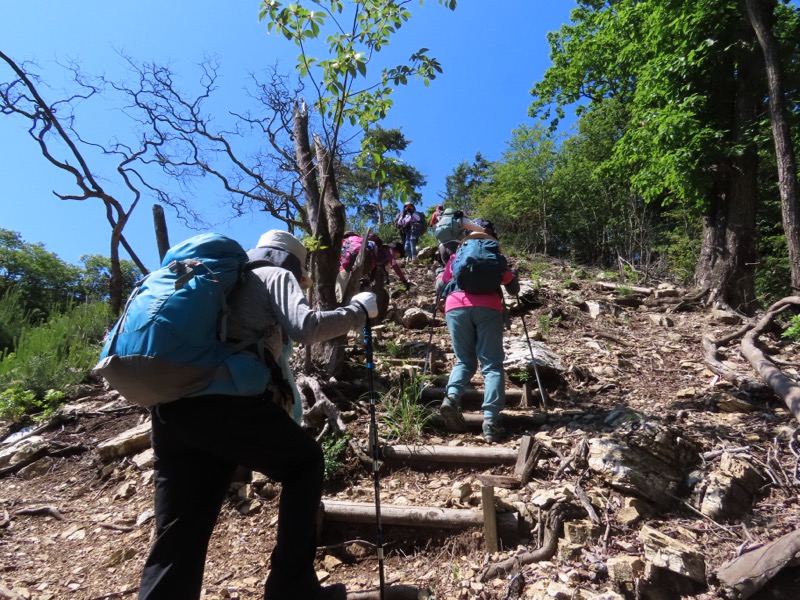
[432,207,487,266]
[435,231,519,442]
[101,230,377,600]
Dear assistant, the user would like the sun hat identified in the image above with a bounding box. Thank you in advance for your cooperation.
[256,230,310,280]
[462,231,499,243]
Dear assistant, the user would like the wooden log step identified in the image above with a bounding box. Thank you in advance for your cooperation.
[348,586,432,600]
[428,411,547,431]
[382,444,518,465]
[420,386,524,405]
[322,500,519,545]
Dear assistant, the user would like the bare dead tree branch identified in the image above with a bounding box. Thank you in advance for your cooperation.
[0,51,152,312]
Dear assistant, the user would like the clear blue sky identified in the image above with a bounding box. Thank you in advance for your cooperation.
[1,1,575,270]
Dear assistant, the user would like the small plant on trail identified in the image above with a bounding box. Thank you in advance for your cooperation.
[538,314,551,339]
[382,372,433,443]
[384,339,404,358]
[508,369,532,386]
[322,433,351,482]
[616,284,634,298]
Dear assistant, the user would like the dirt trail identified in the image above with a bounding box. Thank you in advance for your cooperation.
[1,253,799,599]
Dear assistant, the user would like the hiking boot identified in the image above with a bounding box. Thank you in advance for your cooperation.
[439,394,467,433]
[482,418,506,443]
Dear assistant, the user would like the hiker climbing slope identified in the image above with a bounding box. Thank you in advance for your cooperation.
[435,231,519,443]
[132,230,376,600]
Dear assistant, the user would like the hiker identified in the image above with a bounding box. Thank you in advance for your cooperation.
[137,229,377,600]
[336,234,409,303]
[336,231,379,302]
[374,240,409,287]
[429,204,445,228]
[394,202,426,262]
[433,208,487,266]
[435,231,519,443]
[473,217,497,240]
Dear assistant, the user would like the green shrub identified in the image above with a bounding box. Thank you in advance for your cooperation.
[0,301,111,408]
[538,314,551,339]
[756,234,791,306]
[0,386,38,421]
[384,339,404,358]
[0,287,34,354]
[783,315,800,344]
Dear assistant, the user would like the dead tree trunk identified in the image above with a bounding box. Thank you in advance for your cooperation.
[291,100,348,377]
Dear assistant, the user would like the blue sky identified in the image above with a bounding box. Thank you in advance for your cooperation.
[1,1,575,269]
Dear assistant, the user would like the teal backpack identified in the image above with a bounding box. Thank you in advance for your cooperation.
[448,237,507,295]
[433,209,464,244]
[94,233,272,407]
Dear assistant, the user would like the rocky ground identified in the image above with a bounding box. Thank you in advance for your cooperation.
[1,249,800,600]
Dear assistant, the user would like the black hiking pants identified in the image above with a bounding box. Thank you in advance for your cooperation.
[138,394,324,600]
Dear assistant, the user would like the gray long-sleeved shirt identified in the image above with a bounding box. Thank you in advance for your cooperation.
[227,266,366,360]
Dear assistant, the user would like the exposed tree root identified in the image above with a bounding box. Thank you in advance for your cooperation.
[296,375,348,441]
[740,296,800,422]
[478,502,567,582]
[702,325,771,396]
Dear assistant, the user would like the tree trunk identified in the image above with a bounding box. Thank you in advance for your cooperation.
[744,0,800,290]
[694,33,760,314]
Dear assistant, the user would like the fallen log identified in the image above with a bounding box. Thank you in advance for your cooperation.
[717,528,800,599]
[382,444,517,465]
[595,281,654,295]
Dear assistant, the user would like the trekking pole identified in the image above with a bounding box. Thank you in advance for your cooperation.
[358,278,386,599]
[516,295,549,409]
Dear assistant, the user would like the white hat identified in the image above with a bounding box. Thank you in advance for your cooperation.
[256,230,310,279]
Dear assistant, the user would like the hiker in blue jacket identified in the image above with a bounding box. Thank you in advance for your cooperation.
[435,231,519,442]
[138,230,377,600]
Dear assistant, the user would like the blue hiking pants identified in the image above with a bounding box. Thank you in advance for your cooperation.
[445,306,506,419]
[404,234,418,260]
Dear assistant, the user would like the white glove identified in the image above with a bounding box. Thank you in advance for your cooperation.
[351,292,378,318]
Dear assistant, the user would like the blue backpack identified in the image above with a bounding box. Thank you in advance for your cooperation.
[449,237,507,294]
[93,233,272,407]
